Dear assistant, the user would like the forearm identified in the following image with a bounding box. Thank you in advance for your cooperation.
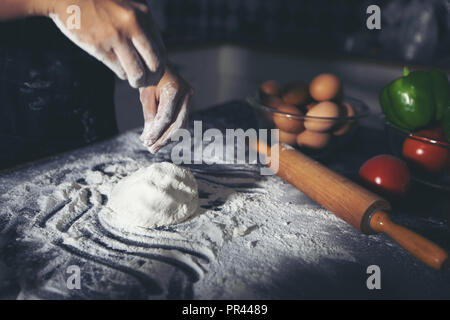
[0,0,53,20]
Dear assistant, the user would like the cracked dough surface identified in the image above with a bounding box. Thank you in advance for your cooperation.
[107,162,199,229]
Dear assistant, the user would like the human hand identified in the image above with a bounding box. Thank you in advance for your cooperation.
[140,67,193,154]
[46,0,166,87]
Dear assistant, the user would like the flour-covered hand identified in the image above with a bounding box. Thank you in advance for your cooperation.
[140,67,192,154]
[47,0,166,87]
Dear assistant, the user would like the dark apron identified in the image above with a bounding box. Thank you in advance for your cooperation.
[0,17,118,169]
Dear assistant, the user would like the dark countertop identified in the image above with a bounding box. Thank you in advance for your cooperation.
[0,101,449,299]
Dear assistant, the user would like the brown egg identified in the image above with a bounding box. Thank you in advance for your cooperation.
[305,102,317,112]
[260,80,282,97]
[309,73,342,102]
[304,101,340,132]
[333,102,356,136]
[273,105,305,133]
[276,130,299,146]
[296,130,331,149]
[263,95,284,109]
[282,81,309,106]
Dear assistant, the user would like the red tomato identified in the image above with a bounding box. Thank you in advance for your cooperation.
[359,155,410,197]
[402,129,449,174]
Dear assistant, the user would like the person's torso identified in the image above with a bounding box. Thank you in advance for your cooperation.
[0,17,117,169]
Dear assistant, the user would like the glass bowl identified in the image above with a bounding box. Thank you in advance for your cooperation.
[385,121,450,191]
[247,92,370,158]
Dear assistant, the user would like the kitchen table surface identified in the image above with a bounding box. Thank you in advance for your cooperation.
[0,101,449,299]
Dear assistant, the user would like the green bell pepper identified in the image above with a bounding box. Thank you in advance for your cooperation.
[380,68,450,131]
[443,107,450,142]
[429,69,450,121]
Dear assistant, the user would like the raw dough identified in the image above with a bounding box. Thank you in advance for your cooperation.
[107,162,199,228]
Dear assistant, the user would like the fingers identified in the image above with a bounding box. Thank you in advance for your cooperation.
[128,1,149,12]
[115,40,149,88]
[131,34,161,75]
[139,65,192,154]
[147,93,190,154]
[114,21,166,87]
[139,86,158,143]
[141,82,182,146]
[109,36,164,87]
[97,49,127,80]
[131,7,166,85]
[50,0,166,87]
[139,87,157,122]
[49,12,128,80]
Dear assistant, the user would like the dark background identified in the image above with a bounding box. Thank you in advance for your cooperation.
[152,0,450,68]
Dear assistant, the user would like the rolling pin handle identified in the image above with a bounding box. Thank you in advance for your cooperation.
[370,211,449,271]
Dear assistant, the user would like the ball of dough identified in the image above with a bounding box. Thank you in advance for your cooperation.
[107,162,199,229]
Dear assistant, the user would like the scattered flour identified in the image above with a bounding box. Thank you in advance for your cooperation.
[233,224,259,238]
[0,133,365,299]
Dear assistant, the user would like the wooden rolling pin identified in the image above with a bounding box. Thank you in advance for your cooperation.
[254,141,448,270]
